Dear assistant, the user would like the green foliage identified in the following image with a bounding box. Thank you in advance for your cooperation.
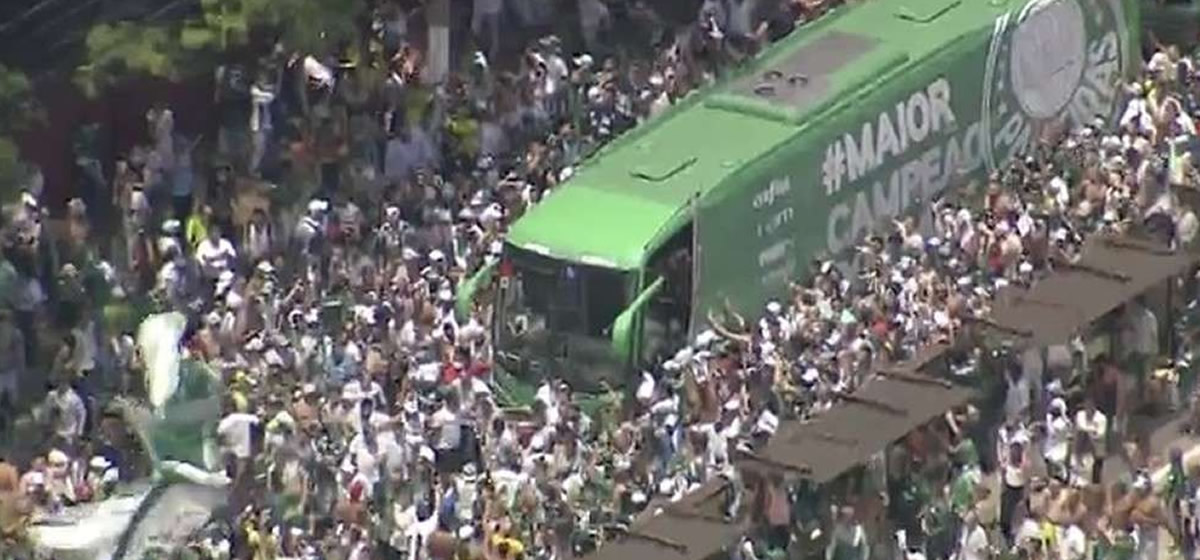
[76,0,367,96]
[0,134,33,206]
[0,65,40,205]
[269,0,366,54]
[76,22,181,96]
[0,64,44,135]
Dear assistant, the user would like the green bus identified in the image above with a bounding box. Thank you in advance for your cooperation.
[462,0,1141,393]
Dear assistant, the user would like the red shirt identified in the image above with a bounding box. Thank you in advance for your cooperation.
[441,361,463,385]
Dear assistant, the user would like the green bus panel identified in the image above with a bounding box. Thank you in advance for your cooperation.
[691,0,1139,333]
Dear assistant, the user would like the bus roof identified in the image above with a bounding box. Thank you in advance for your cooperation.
[507,0,1012,269]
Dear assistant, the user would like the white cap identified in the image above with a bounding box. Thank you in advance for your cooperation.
[429,249,446,262]
[307,199,329,213]
[766,301,782,315]
[89,456,112,469]
[1050,397,1067,413]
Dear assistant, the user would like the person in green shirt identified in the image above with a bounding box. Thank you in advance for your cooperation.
[186,205,213,253]
[923,490,957,560]
[1102,525,1137,560]
[825,505,869,560]
[950,462,983,515]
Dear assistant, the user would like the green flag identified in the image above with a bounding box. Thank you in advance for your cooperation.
[134,312,224,477]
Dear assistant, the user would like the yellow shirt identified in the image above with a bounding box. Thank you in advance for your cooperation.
[232,390,250,413]
[247,526,276,560]
[490,535,525,559]
[185,216,208,251]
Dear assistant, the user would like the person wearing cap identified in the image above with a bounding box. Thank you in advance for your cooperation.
[84,455,119,501]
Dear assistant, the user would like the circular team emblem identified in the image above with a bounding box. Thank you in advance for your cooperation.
[981,0,1130,171]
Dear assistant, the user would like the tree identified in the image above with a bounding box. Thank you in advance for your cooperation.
[75,0,367,96]
[0,65,43,205]
[0,65,43,136]
[75,22,182,97]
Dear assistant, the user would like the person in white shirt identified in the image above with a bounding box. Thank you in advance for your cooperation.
[217,407,260,465]
[1004,366,1031,422]
[956,511,989,560]
[1043,398,1073,482]
[430,393,463,473]
[44,381,87,447]
[343,426,385,487]
[1059,522,1087,560]
[999,433,1030,542]
[248,72,275,175]
[195,226,237,280]
[1075,397,1108,483]
[217,405,261,495]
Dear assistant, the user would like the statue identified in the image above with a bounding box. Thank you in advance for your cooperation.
[29,312,229,559]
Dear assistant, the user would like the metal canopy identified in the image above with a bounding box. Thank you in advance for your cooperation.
[744,372,975,483]
[987,236,1200,347]
[582,480,748,560]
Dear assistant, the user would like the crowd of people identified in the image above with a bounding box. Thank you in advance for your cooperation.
[0,0,827,558]
[3,1,1200,560]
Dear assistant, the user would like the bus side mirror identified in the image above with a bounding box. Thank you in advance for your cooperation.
[611,276,665,357]
[455,260,498,321]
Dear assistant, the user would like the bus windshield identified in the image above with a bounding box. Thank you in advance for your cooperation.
[495,246,630,389]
